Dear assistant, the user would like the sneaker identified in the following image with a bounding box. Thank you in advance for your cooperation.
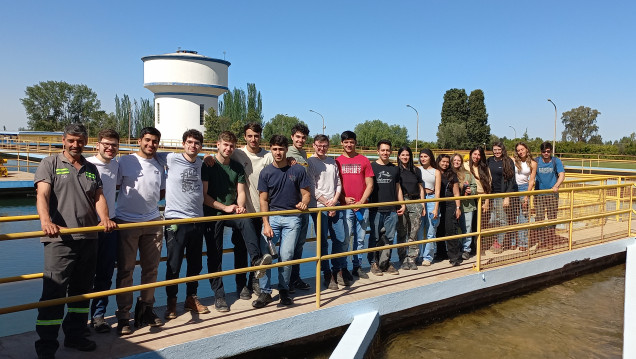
[252,292,273,308]
[327,272,339,290]
[117,319,132,336]
[292,278,311,291]
[165,297,177,319]
[385,265,400,275]
[462,251,471,260]
[185,295,210,314]
[91,316,111,333]
[252,254,273,279]
[133,297,145,328]
[352,266,369,279]
[279,289,294,306]
[214,297,230,312]
[323,270,333,288]
[400,261,410,270]
[63,337,96,352]
[490,242,504,254]
[421,260,432,266]
[408,258,418,270]
[370,262,383,276]
[142,306,164,327]
[239,286,252,300]
[450,261,461,267]
[340,268,354,286]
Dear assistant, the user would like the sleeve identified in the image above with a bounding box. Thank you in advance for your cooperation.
[33,157,54,186]
[363,158,374,177]
[201,163,210,182]
[297,165,311,189]
[334,163,342,195]
[116,156,124,186]
[155,152,169,167]
[415,167,423,183]
[555,158,565,174]
[236,162,246,184]
[257,169,268,192]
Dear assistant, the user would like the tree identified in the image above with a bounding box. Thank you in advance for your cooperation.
[262,114,309,143]
[436,88,490,149]
[330,133,342,146]
[561,106,601,143]
[114,94,132,139]
[21,81,101,131]
[203,108,233,142]
[220,83,263,133]
[466,89,490,146]
[354,119,409,148]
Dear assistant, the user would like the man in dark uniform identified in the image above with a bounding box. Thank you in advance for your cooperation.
[34,123,115,359]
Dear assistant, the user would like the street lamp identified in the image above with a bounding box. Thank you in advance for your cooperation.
[406,105,419,153]
[547,99,557,153]
[309,109,325,134]
[508,125,517,139]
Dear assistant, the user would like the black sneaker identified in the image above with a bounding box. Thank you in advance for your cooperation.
[64,337,96,352]
[133,297,145,328]
[91,316,111,334]
[117,319,132,336]
[292,278,311,291]
[328,272,339,290]
[239,286,252,300]
[323,270,332,288]
[401,261,410,270]
[215,297,230,312]
[252,254,273,279]
[352,266,369,279]
[279,289,294,306]
[252,292,273,308]
[340,269,354,286]
[142,306,164,327]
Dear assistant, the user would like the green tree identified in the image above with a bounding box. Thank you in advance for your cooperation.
[203,108,233,142]
[262,114,308,143]
[561,106,601,143]
[330,133,342,146]
[467,89,490,146]
[114,94,132,139]
[21,81,101,131]
[132,98,154,137]
[436,88,490,149]
[220,83,263,132]
[354,119,409,148]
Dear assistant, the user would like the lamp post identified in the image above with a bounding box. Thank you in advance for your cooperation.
[309,109,325,134]
[547,99,557,153]
[406,104,419,153]
[508,125,517,139]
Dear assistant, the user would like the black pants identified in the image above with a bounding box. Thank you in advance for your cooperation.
[164,222,204,299]
[440,202,462,264]
[231,217,262,292]
[35,238,97,357]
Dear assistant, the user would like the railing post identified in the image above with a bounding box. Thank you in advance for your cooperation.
[616,177,622,222]
[315,210,322,308]
[475,195,482,271]
[568,188,574,250]
[629,184,634,237]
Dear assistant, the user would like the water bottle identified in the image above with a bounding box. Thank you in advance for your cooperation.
[265,237,278,260]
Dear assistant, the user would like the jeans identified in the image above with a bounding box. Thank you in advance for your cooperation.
[343,208,368,268]
[417,194,440,262]
[165,222,204,299]
[311,210,347,273]
[91,230,118,319]
[368,211,398,270]
[259,215,301,293]
[515,183,529,247]
[459,210,474,253]
[291,213,310,282]
[489,197,508,246]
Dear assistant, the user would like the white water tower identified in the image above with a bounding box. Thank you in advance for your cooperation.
[142,50,230,143]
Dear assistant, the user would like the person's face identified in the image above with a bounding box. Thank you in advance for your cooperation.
[341,139,356,154]
[398,150,410,165]
[63,134,86,158]
[183,136,202,157]
[438,157,450,170]
[216,139,235,159]
[377,144,391,161]
[313,140,329,157]
[139,134,160,157]
[270,144,287,162]
[97,136,118,160]
[420,152,431,166]
[452,155,462,169]
[516,144,527,159]
[244,129,261,151]
[471,150,481,164]
[541,147,552,160]
[291,132,306,149]
[492,146,503,158]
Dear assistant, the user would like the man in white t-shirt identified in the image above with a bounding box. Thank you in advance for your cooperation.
[86,129,120,334]
[115,127,166,335]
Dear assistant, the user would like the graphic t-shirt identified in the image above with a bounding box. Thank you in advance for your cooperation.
[201,157,246,216]
[370,162,400,213]
[336,154,374,202]
[257,164,310,211]
[535,156,564,190]
[157,152,203,219]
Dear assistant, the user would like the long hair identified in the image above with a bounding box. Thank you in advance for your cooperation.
[436,154,456,182]
[419,148,438,170]
[492,141,514,181]
[451,153,468,183]
[513,141,534,171]
[468,146,491,194]
[397,146,419,175]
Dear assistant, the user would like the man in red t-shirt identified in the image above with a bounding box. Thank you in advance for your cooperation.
[336,131,374,282]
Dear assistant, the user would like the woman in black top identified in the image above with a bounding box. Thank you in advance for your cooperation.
[487,141,518,254]
[396,146,425,270]
[436,154,462,266]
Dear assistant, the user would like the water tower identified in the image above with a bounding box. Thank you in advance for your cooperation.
[142,50,230,143]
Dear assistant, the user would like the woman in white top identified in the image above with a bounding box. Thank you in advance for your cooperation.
[513,142,537,250]
[417,149,441,266]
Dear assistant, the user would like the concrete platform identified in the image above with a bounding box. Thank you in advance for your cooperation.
[0,171,35,194]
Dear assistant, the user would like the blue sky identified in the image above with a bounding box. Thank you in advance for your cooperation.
[1,1,634,142]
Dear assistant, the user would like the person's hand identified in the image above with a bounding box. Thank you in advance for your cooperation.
[432,208,439,219]
[422,208,427,217]
[41,220,61,238]
[465,186,472,195]
[455,207,461,219]
[397,205,405,216]
[325,198,337,208]
[288,157,297,166]
[262,224,273,238]
[552,185,559,193]
[223,204,238,214]
[203,154,215,167]
[296,202,308,210]
[99,219,117,232]
[503,198,510,207]
[522,196,529,211]
[345,197,356,205]
[235,206,247,214]
[328,210,336,217]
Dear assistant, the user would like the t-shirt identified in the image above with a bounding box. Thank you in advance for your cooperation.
[440,170,458,198]
[34,153,102,242]
[399,167,422,197]
[157,152,203,219]
[87,156,118,220]
[307,155,341,208]
[487,156,515,194]
[370,162,400,213]
[535,156,565,190]
[116,153,166,222]
[201,157,246,216]
[287,146,308,168]
[231,146,273,212]
[257,164,310,211]
[336,154,374,202]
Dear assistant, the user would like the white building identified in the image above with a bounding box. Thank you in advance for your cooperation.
[142,50,230,143]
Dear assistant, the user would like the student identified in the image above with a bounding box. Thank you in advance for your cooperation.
[451,153,477,260]
[307,134,347,289]
[436,154,462,266]
[254,135,311,308]
[115,127,165,335]
[336,131,374,281]
[396,146,424,270]
[464,146,492,252]
[513,142,537,251]
[202,131,272,312]
[34,124,115,358]
[487,142,518,254]
[87,129,120,333]
[368,140,404,275]
[534,141,565,248]
[417,149,441,266]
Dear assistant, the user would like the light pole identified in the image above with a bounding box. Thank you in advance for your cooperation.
[406,105,419,153]
[508,125,517,139]
[547,99,557,153]
[309,109,325,134]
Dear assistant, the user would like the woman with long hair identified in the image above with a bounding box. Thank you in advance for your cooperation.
[396,146,425,270]
[417,149,441,266]
[487,141,518,254]
[436,154,462,266]
[452,153,477,260]
[513,142,537,251]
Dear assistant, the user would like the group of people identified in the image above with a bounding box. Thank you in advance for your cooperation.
[33,122,565,359]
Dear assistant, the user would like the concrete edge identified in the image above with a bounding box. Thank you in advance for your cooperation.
[330,311,379,359]
[624,243,635,358]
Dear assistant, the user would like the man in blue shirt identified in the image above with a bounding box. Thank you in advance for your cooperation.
[534,141,565,249]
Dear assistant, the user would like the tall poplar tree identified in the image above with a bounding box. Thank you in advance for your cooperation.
[436,88,490,149]
[467,89,490,147]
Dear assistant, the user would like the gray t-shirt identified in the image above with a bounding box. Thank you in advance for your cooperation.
[158,152,204,219]
[34,153,102,242]
[116,153,166,222]
[87,156,118,220]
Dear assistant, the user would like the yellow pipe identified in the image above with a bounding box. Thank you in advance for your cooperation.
[315,212,322,308]
[475,196,482,271]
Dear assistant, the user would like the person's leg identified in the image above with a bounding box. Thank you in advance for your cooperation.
[290,214,309,285]
[91,230,118,321]
[184,223,204,297]
[396,210,408,265]
[313,212,330,273]
[379,212,398,270]
[328,210,347,272]
[164,223,187,301]
[63,238,98,340]
[444,206,461,264]
[205,221,226,299]
[138,220,163,306]
[353,208,368,269]
[231,228,249,292]
[422,199,439,263]
[367,211,381,266]
[277,215,301,291]
[406,203,422,261]
[115,224,141,321]
[259,216,282,295]
[460,210,474,254]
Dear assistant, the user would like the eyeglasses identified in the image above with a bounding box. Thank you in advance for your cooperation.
[99,142,119,149]
[314,144,329,149]
[185,140,202,147]
[542,149,552,153]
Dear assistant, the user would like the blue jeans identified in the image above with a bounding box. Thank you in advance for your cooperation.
[312,210,347,273]
[459,210,474,253]
[490,197,508,246]
[259,215,301,293]
[291,213,310,282]
[417,194,440,262]
[344,208,368,268]
[91,230,118,319]
[516,183,529,247]
[368,211,398,270]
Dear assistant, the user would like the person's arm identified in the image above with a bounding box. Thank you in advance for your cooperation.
[356,176,374,206]
[36,181,61,237]
[554,161,565,192]
[396,183,405,215]
[297,187,310,210]
[452,182,461,219]
[236,182,247,214]
[202,181,237,214]
[94,188,116,232]
[260,191,273,238]
[433,171,441,218]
